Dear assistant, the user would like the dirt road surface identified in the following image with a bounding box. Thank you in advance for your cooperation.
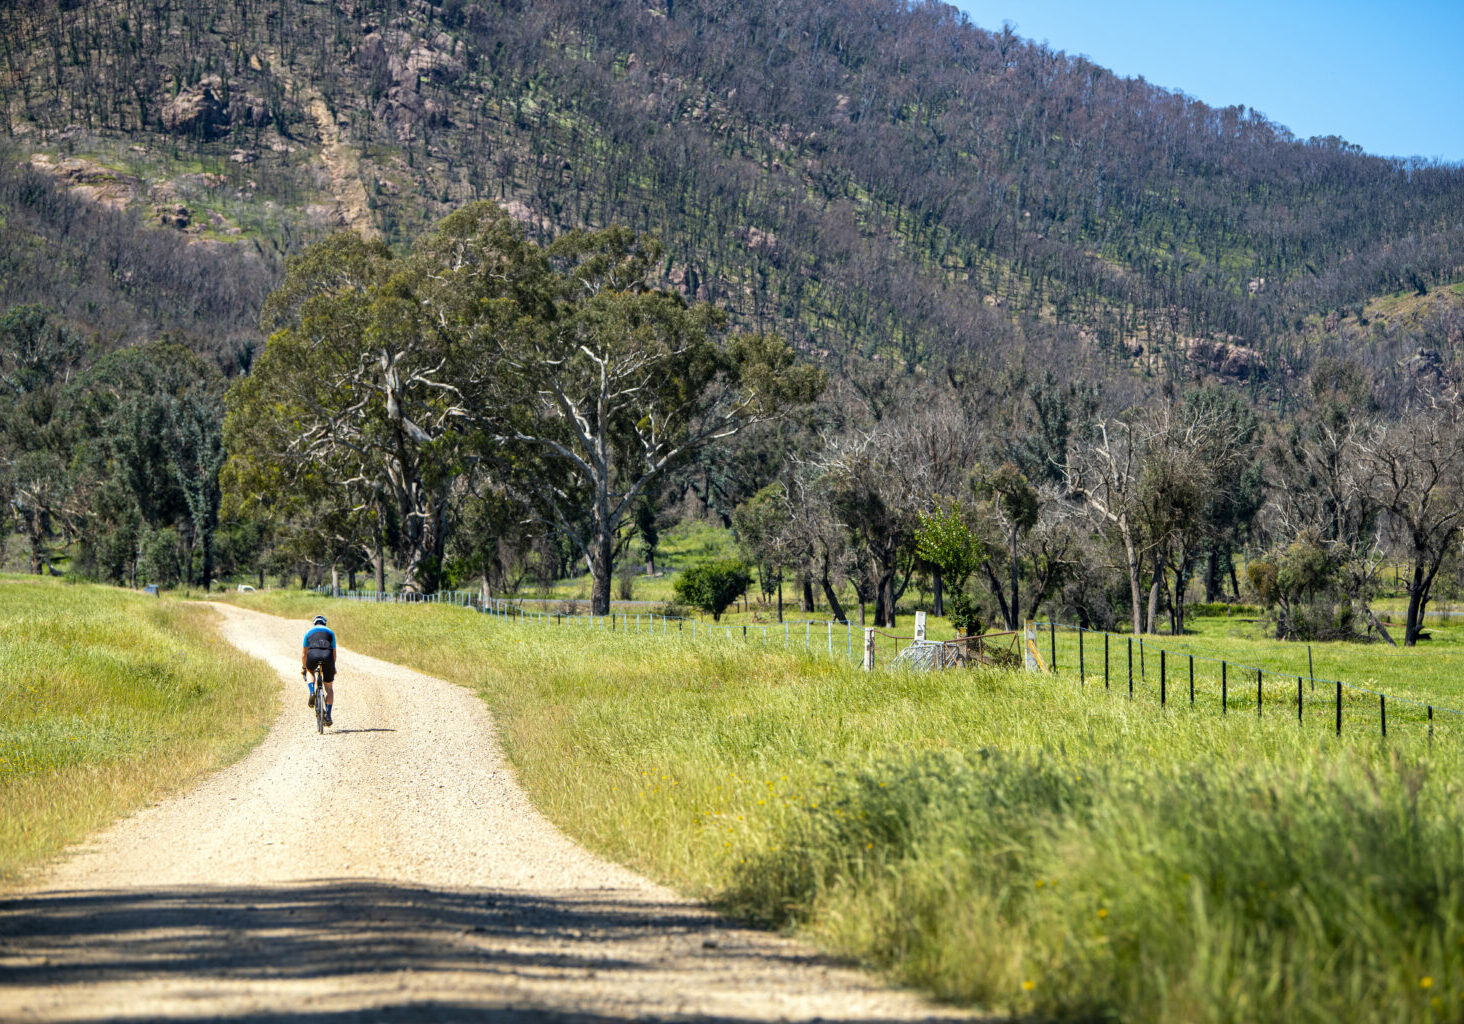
[0,605,975,1022]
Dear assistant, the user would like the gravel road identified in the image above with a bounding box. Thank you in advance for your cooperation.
[0,604,976,1022]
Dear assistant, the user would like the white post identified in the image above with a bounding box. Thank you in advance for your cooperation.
[1025,621,1041,672]
[863,628,877,671]
[915,611,927,642]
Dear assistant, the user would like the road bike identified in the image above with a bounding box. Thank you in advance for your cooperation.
[308,664,327,733]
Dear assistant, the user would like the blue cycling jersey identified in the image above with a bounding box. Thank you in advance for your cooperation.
[303,626,336,652]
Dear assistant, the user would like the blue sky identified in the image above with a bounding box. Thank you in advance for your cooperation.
[952,0,1464,163]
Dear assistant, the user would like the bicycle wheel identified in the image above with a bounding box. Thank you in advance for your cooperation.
[314,669,326,733]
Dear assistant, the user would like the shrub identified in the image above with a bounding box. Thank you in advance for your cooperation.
[672,559,751,621]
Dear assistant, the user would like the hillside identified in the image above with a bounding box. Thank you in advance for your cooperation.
[3,0,1462,387]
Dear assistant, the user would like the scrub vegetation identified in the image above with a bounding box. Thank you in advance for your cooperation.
[231,590,1464,1023]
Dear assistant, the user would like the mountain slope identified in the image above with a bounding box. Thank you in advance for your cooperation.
[2,0,1461,386]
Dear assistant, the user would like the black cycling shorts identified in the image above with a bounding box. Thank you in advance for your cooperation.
[305,649,336,683]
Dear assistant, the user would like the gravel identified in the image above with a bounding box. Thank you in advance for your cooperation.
[0,604,978,1022]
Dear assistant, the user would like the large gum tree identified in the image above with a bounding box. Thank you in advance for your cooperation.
[226,203,821,603]
[223,205,552,593]
[495,226,824,615]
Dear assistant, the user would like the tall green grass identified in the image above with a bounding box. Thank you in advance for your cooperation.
[0,579,277,883]
[231,590,1464,1022]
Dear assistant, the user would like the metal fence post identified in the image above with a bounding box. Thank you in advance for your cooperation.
[1189,655,1195,704]
[1127,638,1133,698]
[1049,621,1057,672]
[1104,633,1109,689]
[1078,628,1085,685]
[1336,681,1342,736]
[863,628,876,671]
[1380,694,1387,737]
[1257,669,1263,717]
[1160,649,1167,706]
[1222,662,1228,714]
[1297,677,1303,724]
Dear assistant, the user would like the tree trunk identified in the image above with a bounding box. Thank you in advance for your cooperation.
[23,510,44,576]
[374,545,386,594]
[1008,523,1020,633]
[983,561,1016,630]
[1146,551,1164,634]
[1205,547,1222,602]
[932,568,944,617]
[589,528,614,616]
[330,565,340,598]
[801,573,815,613]
[1404,556,1427,646]
[820,573,846,624]
[1122,527,1143,636]
[776,578,783,623]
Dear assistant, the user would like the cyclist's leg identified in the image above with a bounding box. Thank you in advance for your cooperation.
[321,656,337,721]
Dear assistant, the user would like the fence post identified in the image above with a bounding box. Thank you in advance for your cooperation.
[1127,638,1133,698]
[1078,628,1085,686]
[1189,655,1195,704]
[1025,622,1040,672]
[1104,633,1109,689]
[1222,662,1228,714]
[914,611,927,641]
[1380,694,1387,738]
[863,628,876,671]
[1336,681,1342,736]
[1257,669,1263,717]
[1160,649,1166,706]
[1049,622,1057,672]
[1428,705,1434,745]
[828,621,834,656]
[1297,677,1303,724]
[1308,646,1315,693]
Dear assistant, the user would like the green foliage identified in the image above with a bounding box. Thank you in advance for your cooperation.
[914,498,984,588]
[672,559,752,620]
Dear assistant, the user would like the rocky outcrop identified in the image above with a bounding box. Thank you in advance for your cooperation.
[28,155,140,209]
[1185,337,1268,381]
[161,77,230,138]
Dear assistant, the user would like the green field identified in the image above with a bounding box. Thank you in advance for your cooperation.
[229,589,1464,1023]
[0,578,278,884]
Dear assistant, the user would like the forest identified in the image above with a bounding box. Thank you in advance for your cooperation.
[1,0,1463,646]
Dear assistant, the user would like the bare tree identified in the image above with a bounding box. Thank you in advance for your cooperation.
[1360,401,1464,645]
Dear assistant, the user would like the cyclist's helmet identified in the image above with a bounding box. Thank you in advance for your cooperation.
[313,615,328,626]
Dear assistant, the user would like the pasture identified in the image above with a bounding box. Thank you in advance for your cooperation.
[231,588,1464,1023]
[0,579,277,883]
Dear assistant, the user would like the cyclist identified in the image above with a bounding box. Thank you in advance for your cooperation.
[301,614,337,727]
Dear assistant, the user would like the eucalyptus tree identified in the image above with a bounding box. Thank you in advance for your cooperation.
[224,206,552,593]
[493,223,823,614]
[0,305,85,575]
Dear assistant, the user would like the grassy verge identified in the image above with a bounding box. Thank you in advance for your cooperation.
[0,578,278,885]
[230,590,1464,1022]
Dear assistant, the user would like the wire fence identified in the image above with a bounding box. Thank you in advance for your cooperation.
[315,589,1458,745]
[1032,621,1460,746]
[320,588,891,664]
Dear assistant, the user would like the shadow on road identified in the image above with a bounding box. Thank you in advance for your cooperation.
[0,882,967,1022]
